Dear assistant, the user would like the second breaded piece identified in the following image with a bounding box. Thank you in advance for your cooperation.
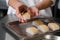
[38,25,49,33]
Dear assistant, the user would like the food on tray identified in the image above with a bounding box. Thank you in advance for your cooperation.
[26,27,39,36]
[23,12,30,20]
[38,25,49,33]
[48,23,60,31]
[32,19,44,26]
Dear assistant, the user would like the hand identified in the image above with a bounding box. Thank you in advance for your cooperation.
[15,4,28,22]
[29,6,39,17]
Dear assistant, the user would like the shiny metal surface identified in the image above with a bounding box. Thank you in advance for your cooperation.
[1,14,60,40]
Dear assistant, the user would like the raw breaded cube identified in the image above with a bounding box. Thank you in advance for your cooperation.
[38,25,49,33]
[48,23,60,31]
[32,19,44,26]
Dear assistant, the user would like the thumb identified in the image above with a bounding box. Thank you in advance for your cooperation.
[35,11,39,16]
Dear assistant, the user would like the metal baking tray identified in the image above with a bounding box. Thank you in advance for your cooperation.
[7,17,60,40]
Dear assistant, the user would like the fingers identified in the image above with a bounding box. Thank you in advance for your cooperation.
[29,7,39,18]
[30,12,34,17]
[30,10,39,18]
[16,9,25,22]
[35,10,39,16]
[15,5,30,23]
[19,18,25,22]
[30,10,35,17]
[16,14,25,23]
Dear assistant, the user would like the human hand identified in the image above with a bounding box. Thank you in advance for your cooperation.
[15,4,29,23]
[29,6,39,17]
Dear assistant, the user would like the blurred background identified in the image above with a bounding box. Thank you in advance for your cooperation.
[0,0,8,9]
[0,0,8,19]
[0,0,16,40]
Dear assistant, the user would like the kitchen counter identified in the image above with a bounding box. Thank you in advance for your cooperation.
[1,14,60,40]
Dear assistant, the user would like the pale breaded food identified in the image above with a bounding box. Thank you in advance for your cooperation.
[26,27,39,36]
[48,23,60,31]
[32,19,44,26]
[38,25,49,33]
[23,12,30,20]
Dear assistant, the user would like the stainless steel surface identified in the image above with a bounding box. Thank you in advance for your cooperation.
[1,14,60,40]
[1,15,43,40]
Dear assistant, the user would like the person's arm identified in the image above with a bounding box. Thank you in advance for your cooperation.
[7,0,29,22]
[8,0,23,9]
[36,0,53,10]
